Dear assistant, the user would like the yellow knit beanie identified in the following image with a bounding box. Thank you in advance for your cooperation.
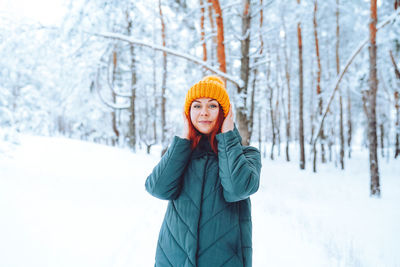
[184,76,230,117]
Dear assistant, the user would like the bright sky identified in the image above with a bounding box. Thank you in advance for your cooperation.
[0,0,67,25]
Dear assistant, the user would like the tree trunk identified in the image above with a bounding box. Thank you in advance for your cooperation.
[207,0,216,66]
[126,11,137,151]
[309,58,315,146]
[339,90,345,169]
[297,0,305,170]
[269,85,275,160]
[258,109,262,154]
[337,0,344,170]
[264,43,274,159]
[379,122,385,157]
[210,0,226,73]
[390,50,400,158]
[282,15,291,162]
[275,47,282,157]
[395,91,400,158]
[159,0,168,156]
[152,33,158,144]
[313,0,326,166]
[367,0,380,197]
[249,0,263,139]
[111,50,120,146]
[236,0,252,146]
[347,84,352,158]
[200,0,207,69]
[249,68,257,136]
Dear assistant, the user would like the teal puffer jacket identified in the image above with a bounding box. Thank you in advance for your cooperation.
[145,127,261,267]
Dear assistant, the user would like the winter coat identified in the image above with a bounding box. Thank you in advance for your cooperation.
[145,127,261,267]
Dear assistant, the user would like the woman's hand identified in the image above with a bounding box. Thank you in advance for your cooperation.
[180,111,190,140]
[221,106,234,133]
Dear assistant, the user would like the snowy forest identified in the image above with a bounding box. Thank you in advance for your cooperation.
[1,0,400,197]
[1,1,400,266]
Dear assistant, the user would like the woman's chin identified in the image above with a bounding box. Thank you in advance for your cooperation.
[196,127,212,135]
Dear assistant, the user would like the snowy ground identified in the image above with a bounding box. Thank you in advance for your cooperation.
[0,134,399,267]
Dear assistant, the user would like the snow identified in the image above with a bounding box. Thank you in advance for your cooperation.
[0,134,399,267]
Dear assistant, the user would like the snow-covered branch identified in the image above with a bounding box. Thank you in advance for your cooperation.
[95,69,131,110]
[91,32,244,88]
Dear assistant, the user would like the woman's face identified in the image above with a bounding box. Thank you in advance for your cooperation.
[190,98,220,135]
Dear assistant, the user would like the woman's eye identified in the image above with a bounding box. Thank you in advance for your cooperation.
[209,104,218,108]
[193,105,201,109]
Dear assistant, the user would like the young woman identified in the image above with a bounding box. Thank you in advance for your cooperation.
[145,76,261,267]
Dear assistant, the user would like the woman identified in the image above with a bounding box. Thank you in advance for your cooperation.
[145,76,261,267]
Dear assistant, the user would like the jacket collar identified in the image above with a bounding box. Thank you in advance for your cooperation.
[191,125,242,159]
[192,136,215,159]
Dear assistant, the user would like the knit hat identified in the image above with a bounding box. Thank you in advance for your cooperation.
[184,76,230,117]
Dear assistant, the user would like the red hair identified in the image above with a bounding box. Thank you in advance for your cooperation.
[186,105,225,154]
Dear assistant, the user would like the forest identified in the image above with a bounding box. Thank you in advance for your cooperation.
[1,0,400,198]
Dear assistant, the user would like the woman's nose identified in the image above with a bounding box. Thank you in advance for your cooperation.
[200,107,209,116]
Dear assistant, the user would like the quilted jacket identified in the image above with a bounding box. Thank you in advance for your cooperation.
[145,127,261,267]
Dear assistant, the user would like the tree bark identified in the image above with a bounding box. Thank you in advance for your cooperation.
[258,108,262,154]
[152,30,158,144]
[337,0,345,170]
[281,14,291,162]
[159,0,168,156]
[249,0,264,139]
[275,55,282,157]
[111,49,120,146]
[269,84,275,160]
[367,0,380,197]
[297,0,305,170]
[390,50,400,158]
[207,0,216,66]
[210,0,226,74]
[347,84,352,158]
[395,91,400,158]
[126,11,137,151]
[313,1,323,156]
[200,0,207,64]
[236,0,252,146]
[265,44,274,159]
[312,0,325,172]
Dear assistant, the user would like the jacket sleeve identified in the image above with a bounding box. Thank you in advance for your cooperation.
[145,136,192,200]
[216,130,261,202]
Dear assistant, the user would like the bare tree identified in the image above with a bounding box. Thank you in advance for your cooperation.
[236,0,252,145]
[159,0,168,156]
[281,12,292,162]
[207,0,216,66]
[200,0,207,66]
[126,10,137,151]
[337,0,345,169]
[390,50,400,158]
[365,0,380,197]
[313,0,326,165]
[297,0,305,170]
[111,49,120,146]
[249,0,264,139]
[210,0,226,74]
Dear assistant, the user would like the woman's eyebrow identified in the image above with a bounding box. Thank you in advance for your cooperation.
[192,99,217,104]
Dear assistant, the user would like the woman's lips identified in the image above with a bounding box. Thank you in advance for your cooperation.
[199,121,212,124]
